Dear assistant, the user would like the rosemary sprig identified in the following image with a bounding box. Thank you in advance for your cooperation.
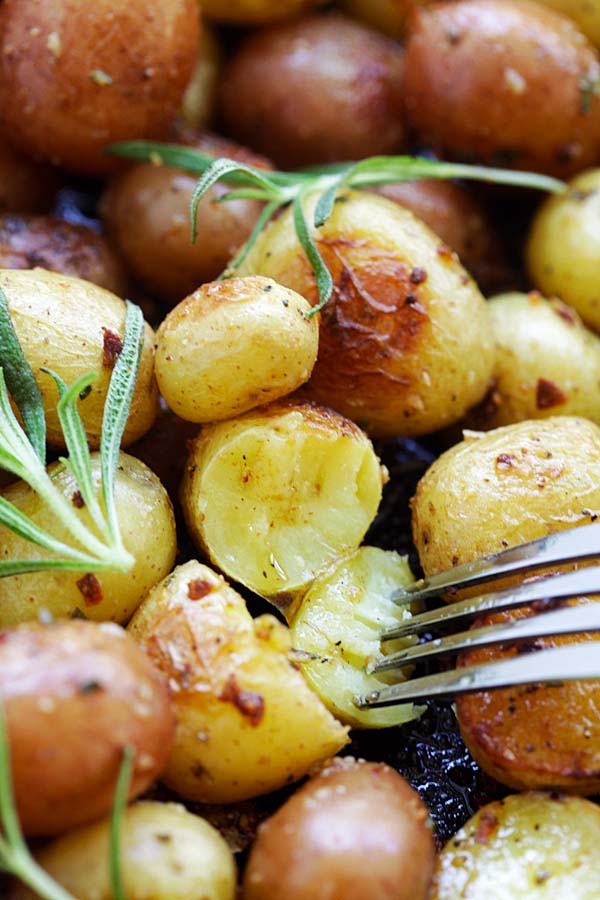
[109,140,566,315]
[0,293,144,577]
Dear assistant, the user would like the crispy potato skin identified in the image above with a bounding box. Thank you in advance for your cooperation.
[243,758,435,900]
[128,562,349,804]
[0,268,157,449]
[200,0,326,25]
[403,0,600,177]
[0,0,199,175]
[220,14,406,168]
[0,215,128,295]
[0,140,61,213]
[155,277,319,423]
[239,190,494,438]
[1,621,175,837]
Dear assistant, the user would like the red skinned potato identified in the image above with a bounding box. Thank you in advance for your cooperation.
[0,0,199,175]
[243,757,435,900]
[1,620,175,837]
[220,13,406,168]
[403,0,600,177]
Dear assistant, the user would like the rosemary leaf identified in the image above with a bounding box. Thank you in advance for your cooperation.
[293,193,333,318]
[313,172,350,228]
[220,198,282,279]
[109,746,134,900]
[0,497,97,562]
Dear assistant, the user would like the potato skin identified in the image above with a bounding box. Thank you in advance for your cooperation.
[403,0,600,177]
[220,14,406,168]
[239,190,494,438]
[0,140,61,213]
[243,757,436,900]
[1,621,175,837]
[156,277,319,423]
[527,168,600,333]
[0,268,157,449]
[11,802,236,900]
[200,0,326,25]
[0,0,199,175]
[0,453,177,627]
[537,0,600,48]
[128,561,349,803]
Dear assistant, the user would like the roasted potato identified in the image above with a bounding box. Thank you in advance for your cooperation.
[200,0,327,25]
[527,168,600,333]
[243,757,436,900]
[0,452,177,627]
[219,14,407,168]
[1,620,174,837]
[432,792,600,899]
[0,139,61,214]
[181,400,385,604]
[180,24,222,132]
[403,0,600,176]
[0,0,199,175]
[537,0,600,48]
[238,190,494,438]
[128,561,349,803]
[156,277,319,423]
[0,268,158,449]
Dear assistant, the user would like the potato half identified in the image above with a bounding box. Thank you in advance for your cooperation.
[128,561,349,803]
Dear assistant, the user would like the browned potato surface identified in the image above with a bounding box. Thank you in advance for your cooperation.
[1,620,175,837]
[201,0,327,25]
[243,757,436,900]
[0,0,199,175]
[403,0,600,176]
[220,14,406,168]
[0,139,61,213]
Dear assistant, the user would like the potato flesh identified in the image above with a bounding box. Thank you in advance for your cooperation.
[291,547,421,728]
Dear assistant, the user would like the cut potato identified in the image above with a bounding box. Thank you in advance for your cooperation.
[128,561,349,803]
[181,400,385,605]
[432,792,600,899]
[290,546,421,728]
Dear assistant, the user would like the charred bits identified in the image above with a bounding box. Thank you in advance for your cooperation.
[102,327,123,368]
[219,674,265,727]
[76,573,103,606]
[536,378,568,409]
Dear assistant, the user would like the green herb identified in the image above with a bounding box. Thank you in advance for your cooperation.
[109,140,566,315]
[110,745,134,900]
[0,295,143,577]
[580,74,600,115]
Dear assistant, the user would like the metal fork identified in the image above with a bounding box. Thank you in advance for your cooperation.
[356,522,600,710]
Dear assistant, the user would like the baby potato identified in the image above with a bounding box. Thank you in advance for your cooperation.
[181,400,385,604]
[537,0,600,48]
[0,139,61,214]
[101,131,270,305]
[0,215,128,296]
[468,292,600,428]
[290,546,421,729]
[403,0,600,176]
[179,24,222,132]
[128,561,349,803]
[219,14,406,169]
[0,452,177,627]
[0,0,199,175]
[1,620,174,837]
[432,792,600,899]
[156,277,319,423]
[200,0,326,25]
[527,168,600,333]
[238,190,494,438]
[11,802,236,900]
[0,268,157,449]
[243,757,436,900]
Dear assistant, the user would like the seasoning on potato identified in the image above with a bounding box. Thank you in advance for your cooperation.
[238,190,495,438]
[1,620,175,837]
[156,276,319,423]
[128,561,349,804]
[243,757,436,900]
[181,399,385,603]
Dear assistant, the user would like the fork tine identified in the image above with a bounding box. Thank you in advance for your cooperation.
[391,521,600,605]
[371,602,600,672]
[381,566,600,641]
[356,642,600,707]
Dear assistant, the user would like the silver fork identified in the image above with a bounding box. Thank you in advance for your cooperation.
[356,522,600,710]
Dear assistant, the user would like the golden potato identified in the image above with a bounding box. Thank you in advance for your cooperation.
[0,0,199,175]
[467,292,600,428]
[0,139,61,214]
[220,14,406,168]
[527,168,600,333]
[1,621,174,837]
[243,758,436,900]
[432,793,600,899]
[200,0,327,25]
[0,452,177,627]
[181,400,385,604]
[537,0,600,48]
[128,561,349,803]
[403,0,600,177]
[11,802,236,900]
[238,190,494,438]
[0,268,158,449]
[180,24,222,131]
[156,277,319,423]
